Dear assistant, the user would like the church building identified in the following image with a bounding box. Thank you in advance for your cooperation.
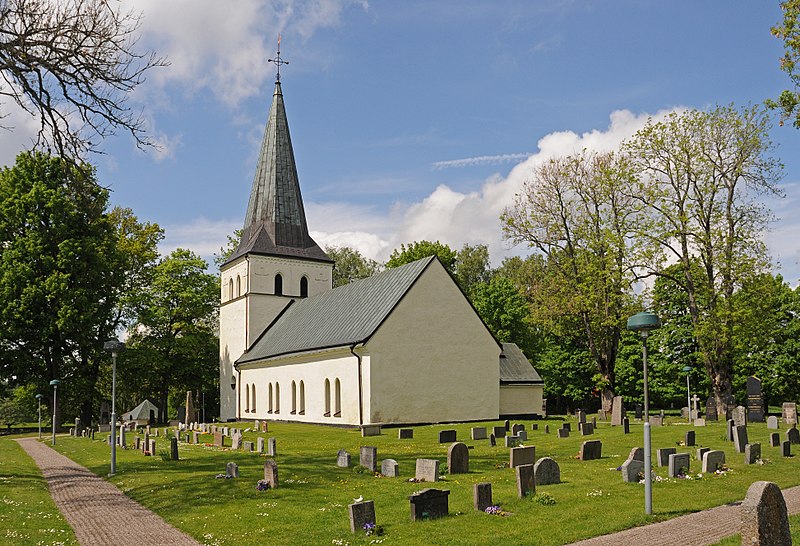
[218,75,544,426]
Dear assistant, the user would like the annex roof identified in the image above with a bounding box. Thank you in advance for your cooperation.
[499,343,543,384]
[237,256,436,364]
[121,399,159,421]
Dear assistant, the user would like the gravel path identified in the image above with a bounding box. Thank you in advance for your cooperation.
[16,437,200,546]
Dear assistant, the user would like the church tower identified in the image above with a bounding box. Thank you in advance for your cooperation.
[219,76,333,421]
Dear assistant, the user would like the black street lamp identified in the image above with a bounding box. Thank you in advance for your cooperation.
[104,338,125,476]
[49,380,61,445]
[627,311,661,515]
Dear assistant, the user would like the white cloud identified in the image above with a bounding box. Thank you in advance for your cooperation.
[0,105,40,167]
[159,217,240,264]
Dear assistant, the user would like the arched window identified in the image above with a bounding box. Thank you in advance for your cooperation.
[236,275,241,297]
[324,379,331,417]
[274,274,283,296]
[228,278,234,300]
[245,384,250,413]
[268,383,273,414]
[300,276,308,297]
[275,383,280,414]
[334,378,342,418]
[291,381,297,414]
[299,381,305,415]
[251,384,256,412]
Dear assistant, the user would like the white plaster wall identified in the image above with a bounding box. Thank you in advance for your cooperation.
[219,297,245,421]
[249,254,332,297]
[499,384,545,417]
[238,348,362,425]
[366,260,500,424]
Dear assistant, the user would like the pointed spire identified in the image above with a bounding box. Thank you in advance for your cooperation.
[226,80,331,265]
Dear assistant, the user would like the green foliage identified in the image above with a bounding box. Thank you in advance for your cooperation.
[386,240,457,273]
[214,229,243,268]
[535,337,596,412]
[470,276,537,356]
[0,385,36,427]
[324,245,382,287]
[455,243,493,294]
[768,1,800,128]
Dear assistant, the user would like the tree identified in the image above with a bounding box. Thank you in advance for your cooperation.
[386,240,457,273]
[214,228,242,269]
[502,150,645,411]
[0,0,167,161]
[125,249,218,422]
[325,245,382,287]
[454,243,493,294]
[0,384,36,429]
[768,0,800,127]
[626,105,783,417]
[470,276,537,357]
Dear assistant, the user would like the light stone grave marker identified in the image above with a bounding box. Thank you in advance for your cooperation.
[263,459,278,489]
[533,457,560,485]
[767,416,779,429]
[701,450,725,473]
[360,446,377,472]
[740,481,791,546]
[337,449,351,468]
[509,445,535,468]
[415,459,439,482]
[381,459,398,477]
[226,462,238,478]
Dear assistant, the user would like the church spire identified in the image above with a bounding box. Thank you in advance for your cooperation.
[226,56,331,265]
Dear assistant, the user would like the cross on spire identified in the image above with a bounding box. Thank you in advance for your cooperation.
[268,34,289,82]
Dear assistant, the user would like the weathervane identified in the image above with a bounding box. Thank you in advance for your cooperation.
[268,34,289,82]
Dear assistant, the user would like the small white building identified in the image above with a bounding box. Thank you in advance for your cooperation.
[218,77,544,425]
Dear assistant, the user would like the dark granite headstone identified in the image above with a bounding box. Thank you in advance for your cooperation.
[515,464,535,498]
[580,440,602,460]
[509,446,535,468]
[744,443,761,465]
[782,440,792,457]
[697,447,710,461]
[493,426,506,438]
[668,453,690,478]
[656,447,676,467]
[447,442,469,474]
[438,430,457,443]
[635,404,643,420]
[770,432,781,447]
[398,428,413,439]
[409,488,449,521]
[170,437,179,461]
[701,450,725,473]
[471,427,487,440]
[786,427,800,445]
[489,433,496,447]
[685,430,696,446]
[733,425,749,453]
[623,417,630,434]
[348,500,376,533]
[473,482,493,511]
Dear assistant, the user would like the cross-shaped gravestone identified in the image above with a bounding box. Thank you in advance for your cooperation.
[692,394,700,414]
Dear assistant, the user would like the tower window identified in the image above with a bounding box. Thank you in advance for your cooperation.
[275,274,283,296]
[334,378,342,418]
[300,276,308,297]
[228,278,234,300]
[236,275,241,297]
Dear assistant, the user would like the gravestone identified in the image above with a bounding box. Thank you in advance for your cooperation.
[591,416,597,428]
[783,440,792,457]
[381,459,398,477]
[681,407,689,420]
[580,423,594,436]
[119,428,126,448]
[148,439,156,455]
[192,431,199,444]
[732,405,747,427]
[649,415,663,427]
[170,437,179,461]
[504,419,510,431]
[577,410,586,424]
[545,425,550,434]
[697,447,710,461]
[611,396,625,426]
[628,447,644,461]
[635,404,643,420]
[770,432,781,447]
[226,462,239,478]
[213,432,224,447]
[782,402,797,425]
[515,464,535,498]
[471,427,487,440]
[706,395,718,421]
[740,481,791,546]
[267,437,277,456]
[489,434,496,447]
[493,426,506,438]
[263,459,278,489]
[177,406,186,424]
[505,435,521,448]
[348,500,376,533]
[398,428,413,439]
[657,447,676,467]
[597,409,607,421]
[533,457,560,485]
[257,437,265,453]
[447,442,469,474]
[727,419,735,441]
[745,443,761,465]
[786,426,800,445]
[531,424,538,431]
[746,377,765,423]
[694,418,706,427]
[518,430,528,441]
[623,417,630,434]
[361,425,381,437]
[557,428,569,439]
[231,431,243,450]
[360,446,377,472]
[222,427,229,436]
[337,449,351,468]
[767,416,779,429]
[415,459,439,482]
[473,483,493,511]
[685,430,696,447]
[580,440,602,460]
[438,430,457,443]
[408,488,449,521]
[511,423,524,435]
[734,424,750,452]
[668,453,690,478]
[143,433,150,453]
[509,446,535,468]
[621,457,643,483]
[701,450,726,473]
[134,437,141,450]
[561,423,571,432]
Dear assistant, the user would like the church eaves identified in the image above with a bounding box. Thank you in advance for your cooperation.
[225,80,332,265]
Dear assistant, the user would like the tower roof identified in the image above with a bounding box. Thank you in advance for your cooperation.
[225,81,331,265]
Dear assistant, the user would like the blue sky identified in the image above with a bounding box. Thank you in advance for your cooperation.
[2,1,799,281]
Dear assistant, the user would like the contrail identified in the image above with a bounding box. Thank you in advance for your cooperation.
[432,152,531,170]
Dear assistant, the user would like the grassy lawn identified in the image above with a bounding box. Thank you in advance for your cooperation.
[10,417,800,545]
[0,433,78,545]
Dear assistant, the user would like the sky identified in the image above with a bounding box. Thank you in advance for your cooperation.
[2,1,800,282]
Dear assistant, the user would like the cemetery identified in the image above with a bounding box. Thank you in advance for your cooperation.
[5,411,800,545]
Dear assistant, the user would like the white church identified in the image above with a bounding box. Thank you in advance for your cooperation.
[218,75,544,426]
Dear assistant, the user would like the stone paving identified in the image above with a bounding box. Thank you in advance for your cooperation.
[16,437,199,546]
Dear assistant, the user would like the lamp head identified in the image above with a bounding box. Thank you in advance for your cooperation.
[49,379,61,387]
[35,393,43,400]
[627,312,661,332]
[104,338,126,356]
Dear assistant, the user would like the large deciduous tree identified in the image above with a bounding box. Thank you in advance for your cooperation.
[0,0,167,160]
[626,105,783,418]
[386,240,458,273]
[502,151,645,411]
[325,245,382,288]
[769,0,800,128]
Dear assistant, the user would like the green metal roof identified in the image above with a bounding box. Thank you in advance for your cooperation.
[499,343,543,384]
[237,256,436,364]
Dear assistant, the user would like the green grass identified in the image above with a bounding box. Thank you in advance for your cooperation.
[9,417,800,545]
[0,433,78,545]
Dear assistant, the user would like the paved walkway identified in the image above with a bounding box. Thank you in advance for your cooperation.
[569,483,800,546]
[16,437,199,546]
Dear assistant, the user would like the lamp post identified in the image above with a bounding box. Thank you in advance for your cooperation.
[49,380,61,445]
[35,394,43,439]
[627,311,661,515]
[104,338,125,476]
[682,365,692,423]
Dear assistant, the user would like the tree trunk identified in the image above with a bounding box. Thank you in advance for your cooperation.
[159,388,168,424]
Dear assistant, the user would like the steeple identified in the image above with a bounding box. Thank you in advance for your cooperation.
[226,80,332,265]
